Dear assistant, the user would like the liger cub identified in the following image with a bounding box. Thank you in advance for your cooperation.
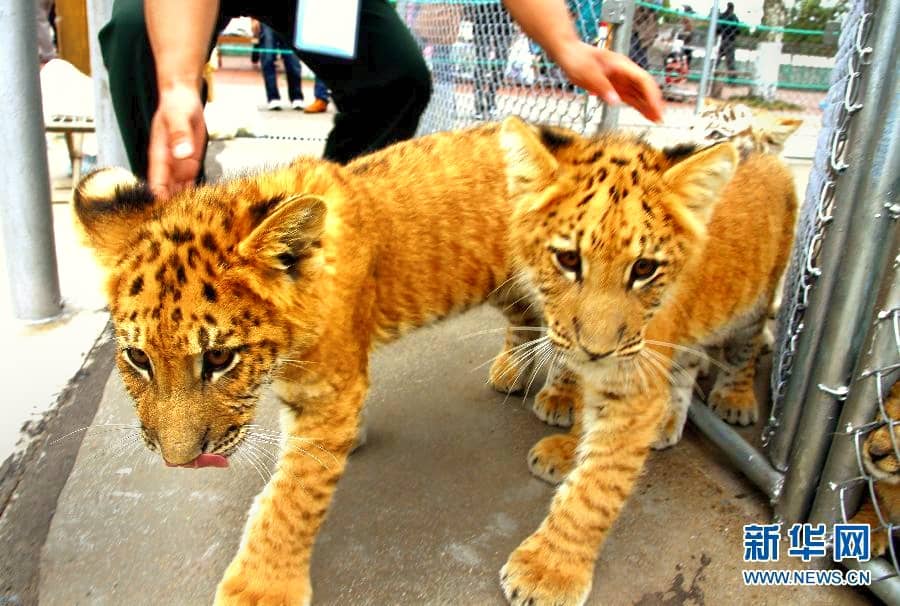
[495,118,797,605]
[72,125,544,605]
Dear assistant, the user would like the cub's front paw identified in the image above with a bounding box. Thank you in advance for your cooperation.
[500,534,592,606]
[215,564,311,606]
[708,384,758,426]
[489,349,531,394]
[532,380,580,427]
[528,434,576,484]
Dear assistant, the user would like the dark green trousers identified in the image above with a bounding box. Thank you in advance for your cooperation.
[99,0,432,176]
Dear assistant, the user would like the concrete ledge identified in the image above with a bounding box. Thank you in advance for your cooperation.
[0,325,114,605]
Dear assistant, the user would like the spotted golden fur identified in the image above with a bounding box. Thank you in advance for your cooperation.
[493,118,797,605]
[73,124,541,605]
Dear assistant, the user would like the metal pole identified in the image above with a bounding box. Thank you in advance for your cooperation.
[807,68,900,527]
[767,0,886,473]
[694,5,718,114]
[87,0,129,168]
[808,235,900,527]
[774,0,900,525]
[688,400,784,501]
[598,0,636,131]
[844,558,900,603]
[0,0,62,321]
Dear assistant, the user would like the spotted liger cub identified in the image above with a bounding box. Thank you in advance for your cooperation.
[494,118,796,605]
[73,124,545,605]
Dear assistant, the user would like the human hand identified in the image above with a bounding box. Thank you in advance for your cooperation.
[148,84,206,198]
[554,42,664,123]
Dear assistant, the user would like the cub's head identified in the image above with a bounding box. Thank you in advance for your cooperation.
[690,101,802,158]
[74,166,328,465]
[500,117,737,384]
[864,381,900,484]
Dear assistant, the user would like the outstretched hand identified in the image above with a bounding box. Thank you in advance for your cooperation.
[555,42,664,123]
[147,84,207,199]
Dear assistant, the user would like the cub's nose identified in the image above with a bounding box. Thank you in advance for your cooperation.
[157,427,207,466]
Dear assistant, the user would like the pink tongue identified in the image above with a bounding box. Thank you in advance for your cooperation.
[166,453,229,468]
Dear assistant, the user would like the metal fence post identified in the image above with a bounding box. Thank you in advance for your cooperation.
[767,0,876,473]
[0,0,62,322]
[774,0,900,525]
[87,0,129,168]
[598,0,636,131]
[806,50,900,527]
[694,5,718,114]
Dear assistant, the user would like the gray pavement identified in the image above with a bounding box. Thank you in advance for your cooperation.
[38,307,868,606]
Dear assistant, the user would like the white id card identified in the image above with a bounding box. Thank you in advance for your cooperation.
[294,0,361,59]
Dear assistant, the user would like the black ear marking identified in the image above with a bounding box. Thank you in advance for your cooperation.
[248,195,286,227]
[662,143,701,164]
[538,125,574,151]
[74,169,155,217]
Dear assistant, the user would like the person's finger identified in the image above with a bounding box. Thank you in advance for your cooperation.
[148,117,173,199]
[614,59,664,122]
[167,111,200,186]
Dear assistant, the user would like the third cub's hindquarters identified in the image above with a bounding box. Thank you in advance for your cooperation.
[497,118,797,606]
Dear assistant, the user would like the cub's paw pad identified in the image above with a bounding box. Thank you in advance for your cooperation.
[500,539,591,606]
[489,351,531,394]
[528,434,576,484]
[532,384,578,427]
[709,387,758,426]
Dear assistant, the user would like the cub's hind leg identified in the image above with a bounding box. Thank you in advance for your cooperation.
[488,286,544,394]
[708,319,765,426]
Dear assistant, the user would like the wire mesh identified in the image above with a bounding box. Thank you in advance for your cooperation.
[399,0,605,135]
[834,310,900,582]
[767,0,871,449]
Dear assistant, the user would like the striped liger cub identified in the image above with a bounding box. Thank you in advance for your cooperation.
[493,117,797,605]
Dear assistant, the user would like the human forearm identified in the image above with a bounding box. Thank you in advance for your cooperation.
[145,0,220,90]
[502,0,581,62]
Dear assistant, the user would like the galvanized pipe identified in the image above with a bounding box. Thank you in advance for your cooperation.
[0,0,62,321]
[807,80,900,528]
[598,0,636,131]
[843,558,900,603]
[688,400,784,502]
[767,0,886,473]
[694,5,718,114]
[774,0,900,526]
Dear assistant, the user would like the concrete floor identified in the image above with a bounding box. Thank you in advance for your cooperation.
[37,307,870,606]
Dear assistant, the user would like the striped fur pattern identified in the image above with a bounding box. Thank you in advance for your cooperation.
[687,101,803,159]
[72,123,537,606]
[495,117,797,605]
[851,380,900,557]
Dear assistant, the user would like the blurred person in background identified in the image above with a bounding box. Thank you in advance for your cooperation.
[716,1,740,72]
[253,20,304,111]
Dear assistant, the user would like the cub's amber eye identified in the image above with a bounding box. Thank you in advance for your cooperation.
[125,348,151,372]
[554,250,581,274]
[630,258,660,283]
[204,349,235,372]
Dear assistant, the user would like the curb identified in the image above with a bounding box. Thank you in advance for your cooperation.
[0,323,115,605]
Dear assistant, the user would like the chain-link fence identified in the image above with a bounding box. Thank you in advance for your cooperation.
[399,0,608,134]
[398,0,838,137]
[628,1,838,123]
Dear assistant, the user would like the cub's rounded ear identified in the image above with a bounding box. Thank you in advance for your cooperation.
[73,167,157,264]
[238,194,326,274]
[662,142,738,229]
[499,116,559,200]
